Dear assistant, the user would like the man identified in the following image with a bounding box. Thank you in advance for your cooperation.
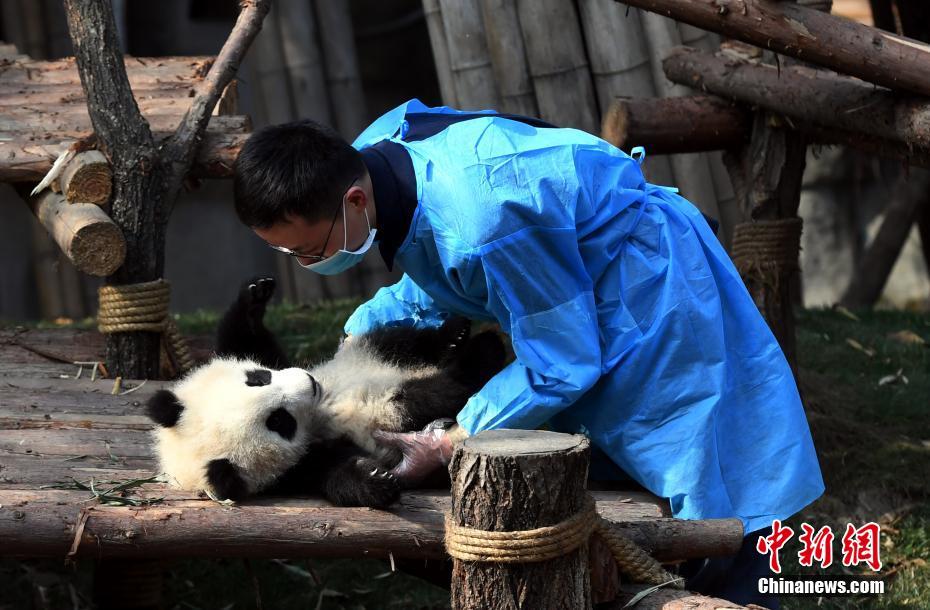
[234,99,823,606]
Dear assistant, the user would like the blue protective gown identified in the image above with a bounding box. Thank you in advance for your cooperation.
[344,99,824,534]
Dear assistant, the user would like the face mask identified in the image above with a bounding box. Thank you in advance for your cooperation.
[299,203,377,275]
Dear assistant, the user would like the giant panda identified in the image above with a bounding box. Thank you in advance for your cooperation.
[146,276,505,508]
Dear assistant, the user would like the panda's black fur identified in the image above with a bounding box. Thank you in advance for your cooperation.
[146,276,506,508]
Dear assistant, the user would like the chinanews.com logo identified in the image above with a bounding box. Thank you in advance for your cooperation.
[755,519,886,597]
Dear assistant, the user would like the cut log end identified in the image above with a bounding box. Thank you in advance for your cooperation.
[460,428,589,457]
[60,150,112,205]
[71,219,126,276]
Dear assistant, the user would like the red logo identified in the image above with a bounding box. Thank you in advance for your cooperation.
[756,521,882,573]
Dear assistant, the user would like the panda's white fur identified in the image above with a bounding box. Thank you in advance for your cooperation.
[152,337,443,497]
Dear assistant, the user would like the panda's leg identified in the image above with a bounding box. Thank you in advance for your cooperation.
[215,276,290,368]
[389,330,508,430]
[361,316,471,367]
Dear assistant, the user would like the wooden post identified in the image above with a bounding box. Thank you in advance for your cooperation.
[449,430,592,610]
[314,0,368,139]
[28,190,125,277]
[515,0,600,134]
[611,0,930,97]
[578,0,675,185]
[478,0,538,117]
[422,0,459,107]
[440,0,501,110]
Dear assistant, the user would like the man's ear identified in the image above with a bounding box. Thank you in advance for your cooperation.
[146,389,184,427]
[206,458,249,501]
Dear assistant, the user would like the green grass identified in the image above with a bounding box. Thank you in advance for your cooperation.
[2,305,928,609]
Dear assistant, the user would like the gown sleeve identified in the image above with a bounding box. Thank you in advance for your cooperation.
[455,225,603,435]
[344,273,449,335]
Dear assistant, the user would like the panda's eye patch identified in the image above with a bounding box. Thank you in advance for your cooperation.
[245,369,272,387]
[265,407,297,440]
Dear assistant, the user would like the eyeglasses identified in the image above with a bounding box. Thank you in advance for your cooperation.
[267,177,360,262]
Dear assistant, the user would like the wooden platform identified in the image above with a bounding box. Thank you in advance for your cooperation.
[0,328,743,563]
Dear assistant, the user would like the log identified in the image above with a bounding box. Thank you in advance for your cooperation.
[663,46,930,149]
[840,169,930,307]
[478,0,538,116]
[0,131,246,182]
[440,0,501,110]
[0,83,197,106]
[601,96,749,154]
[54,150,112,204]
[611,0,930,97]
[449,430,592,610]
[600,94,930,169]
[0,489,734,562]
[27,190,125,276]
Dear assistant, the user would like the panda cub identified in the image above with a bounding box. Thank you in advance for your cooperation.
[146,276,505,508]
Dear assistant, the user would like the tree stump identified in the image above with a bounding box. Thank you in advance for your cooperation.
[449,429,592,610]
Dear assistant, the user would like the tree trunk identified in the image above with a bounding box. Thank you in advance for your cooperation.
[63,0,269,379]
[840,169,930,307]
[611,0,930,97]
[64,0,166,379]
[601,96,748,154]
[449,430,592,610]
[664,46,930,149]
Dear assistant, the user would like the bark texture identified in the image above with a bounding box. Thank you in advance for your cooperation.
[449,430,592,610]
[611,0,930,96]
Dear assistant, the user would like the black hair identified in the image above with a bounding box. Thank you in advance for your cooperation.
[233,120,366,228]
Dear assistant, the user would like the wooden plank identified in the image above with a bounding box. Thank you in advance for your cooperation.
[0,453,155,485]
[0,428,154,458]
[0,55,216,85]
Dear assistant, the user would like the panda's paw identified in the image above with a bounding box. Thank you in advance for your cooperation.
[347,457,400,508]
[244,276,276,306]
[438,316,471,354]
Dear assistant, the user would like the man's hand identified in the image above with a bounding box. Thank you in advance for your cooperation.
[372,419,459,487]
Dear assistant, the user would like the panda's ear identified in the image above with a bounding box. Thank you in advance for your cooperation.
[146,389,184,427]
[206,458,248,501]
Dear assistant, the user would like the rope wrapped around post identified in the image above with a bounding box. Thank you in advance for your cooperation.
[97,279,195,374]
[444,495,682,588]
[730,217,803,291]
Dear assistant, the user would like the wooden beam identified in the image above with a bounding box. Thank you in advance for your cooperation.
[0,55,216,85]
[600,94,930,168]
[0,488,741,562]
[601,95,749,154]
[0,113,251,139]
[611,0,930,97]
[663,46,930,149]
[0,131,247,183]
[27,190,125,276]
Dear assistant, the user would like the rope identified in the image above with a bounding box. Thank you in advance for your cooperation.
[97,279,194,375]
[444,495,682,588]
[730,217,803,291]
